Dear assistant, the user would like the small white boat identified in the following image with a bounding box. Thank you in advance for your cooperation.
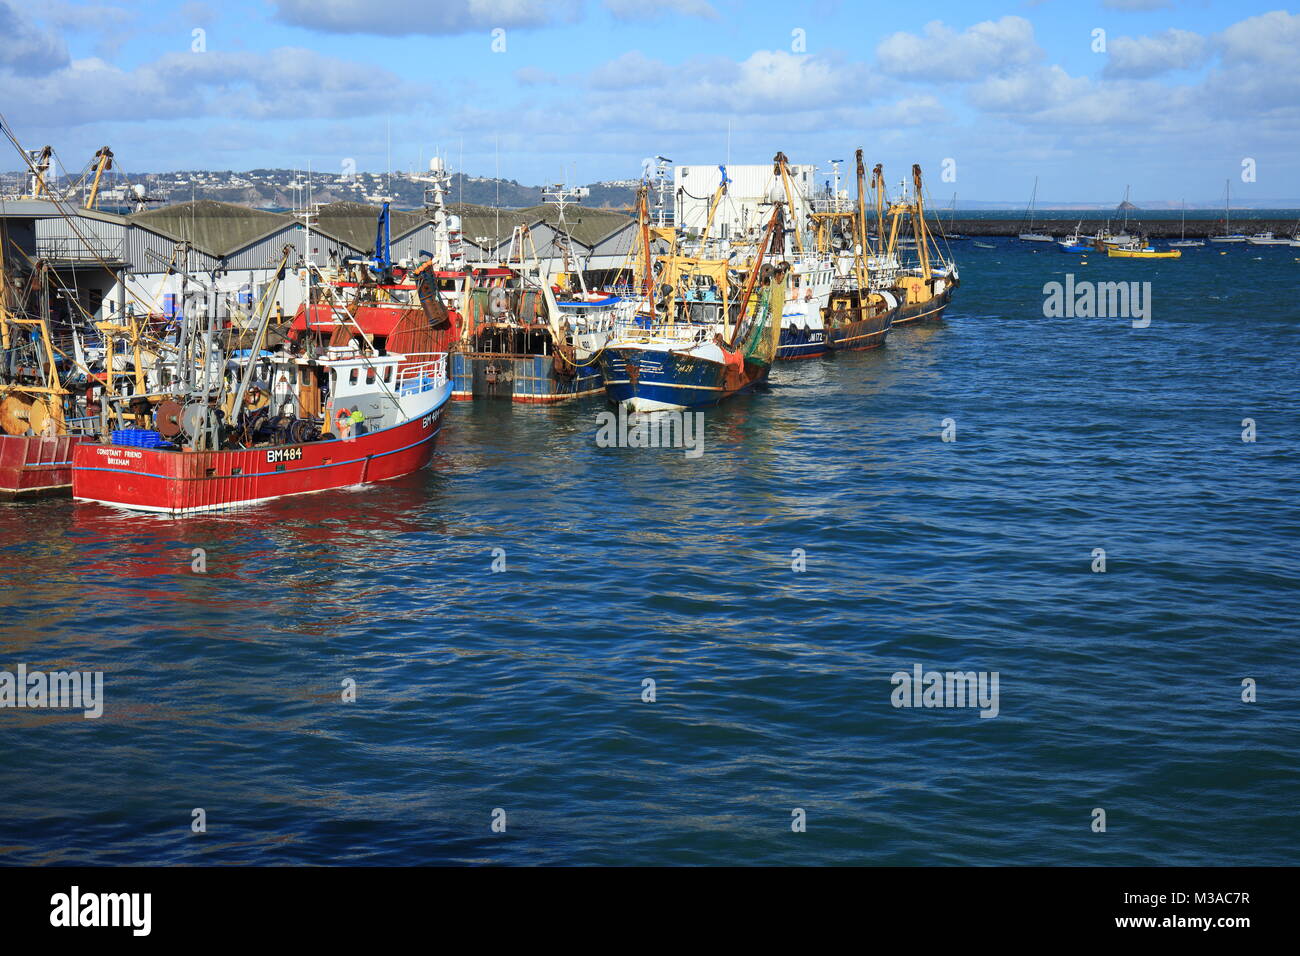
[1210,180,1247,242]
[1246,232,1291,245]
[1170,201,1204,247]
[1018,178,1053,243]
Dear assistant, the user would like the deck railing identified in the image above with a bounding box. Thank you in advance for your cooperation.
[395,353,448,395]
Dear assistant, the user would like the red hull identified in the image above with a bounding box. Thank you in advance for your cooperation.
[72,409,445,515]
[0,434,89,500]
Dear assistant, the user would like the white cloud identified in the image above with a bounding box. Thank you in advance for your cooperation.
[603,0,718,20]
[1104,29,1208,78]
[1203,11,1300,118]
[0,47,414,128]
[270,0,578,35]
[866,94,951,128]
[876,16,1041,82]
[584,49,877,114]
[514,66,560,86]
[1102,0,1172,10]
[1216,10,1300,68]
[968,65,1087,114]
[0,0,69,75]
[587,50,672,90]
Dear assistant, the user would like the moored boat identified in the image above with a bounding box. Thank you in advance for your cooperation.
[73,350,450,515]
[448,271,614,403]
[875,160,960,327]
[1106,246,1181,258]
[823,288,898,351]
[1210,179,1247,242]
[72,246,453,515]
[775,257,833,359]
[1245,232,1290,245]
[600,192,787,411]
[1017,177,1053,242]
[1169,199,1205,247]
[1,239,95,500]
[0,433,88,501]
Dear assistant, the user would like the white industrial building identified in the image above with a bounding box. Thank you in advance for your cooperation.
[673,162,817,240]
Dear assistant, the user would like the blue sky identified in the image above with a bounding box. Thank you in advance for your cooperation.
[2,0,1297,203]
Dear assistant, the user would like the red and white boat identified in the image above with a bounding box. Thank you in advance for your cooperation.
[72,349,451,515]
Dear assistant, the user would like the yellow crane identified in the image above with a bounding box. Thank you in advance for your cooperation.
[773,151,804,256]
[85,147,114,210]
[26,146,53,199]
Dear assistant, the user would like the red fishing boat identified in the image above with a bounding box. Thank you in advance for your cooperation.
[1,243,94,499]
[0,433,88,500]
[72,349,451,515]
[73,240,454,515]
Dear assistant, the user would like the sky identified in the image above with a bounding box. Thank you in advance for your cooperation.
[1,0,1297,204]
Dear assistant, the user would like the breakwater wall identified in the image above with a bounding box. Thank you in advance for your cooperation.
[932,217,1297,238]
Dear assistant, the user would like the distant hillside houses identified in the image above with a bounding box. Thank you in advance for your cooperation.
[28,166,642,213]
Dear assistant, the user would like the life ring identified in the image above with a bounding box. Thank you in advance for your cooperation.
[335,407,351,438]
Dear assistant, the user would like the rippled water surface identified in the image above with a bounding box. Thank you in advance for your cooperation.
[1,242,1296,865]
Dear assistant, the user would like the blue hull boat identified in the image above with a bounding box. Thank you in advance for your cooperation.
[600,342,766,411]
[775,326,826,359]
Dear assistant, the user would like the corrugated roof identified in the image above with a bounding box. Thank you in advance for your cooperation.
[515,204,632,247]
[128,200,291,257]
[307,201,391,253]
[443,202,541,249]
[119,199,630,259]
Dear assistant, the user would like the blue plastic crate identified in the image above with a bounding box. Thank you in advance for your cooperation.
[110,428,168,449]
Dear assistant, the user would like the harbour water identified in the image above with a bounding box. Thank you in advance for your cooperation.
[1,241,1295,865]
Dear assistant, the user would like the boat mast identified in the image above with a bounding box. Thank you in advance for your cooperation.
[854,150,868,291]
[84,147,115,211]
[636,185,655,324]
[873,163,886,259]
[229,246,293,427]
[774,152,804,256]
[912,164,931,282]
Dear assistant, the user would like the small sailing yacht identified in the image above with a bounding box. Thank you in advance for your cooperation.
[1169,200,1205,248]
[1210,180,1247,242]
[1018,177,1053,242]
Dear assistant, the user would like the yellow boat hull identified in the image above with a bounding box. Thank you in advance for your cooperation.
[1106,248,1182,258]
